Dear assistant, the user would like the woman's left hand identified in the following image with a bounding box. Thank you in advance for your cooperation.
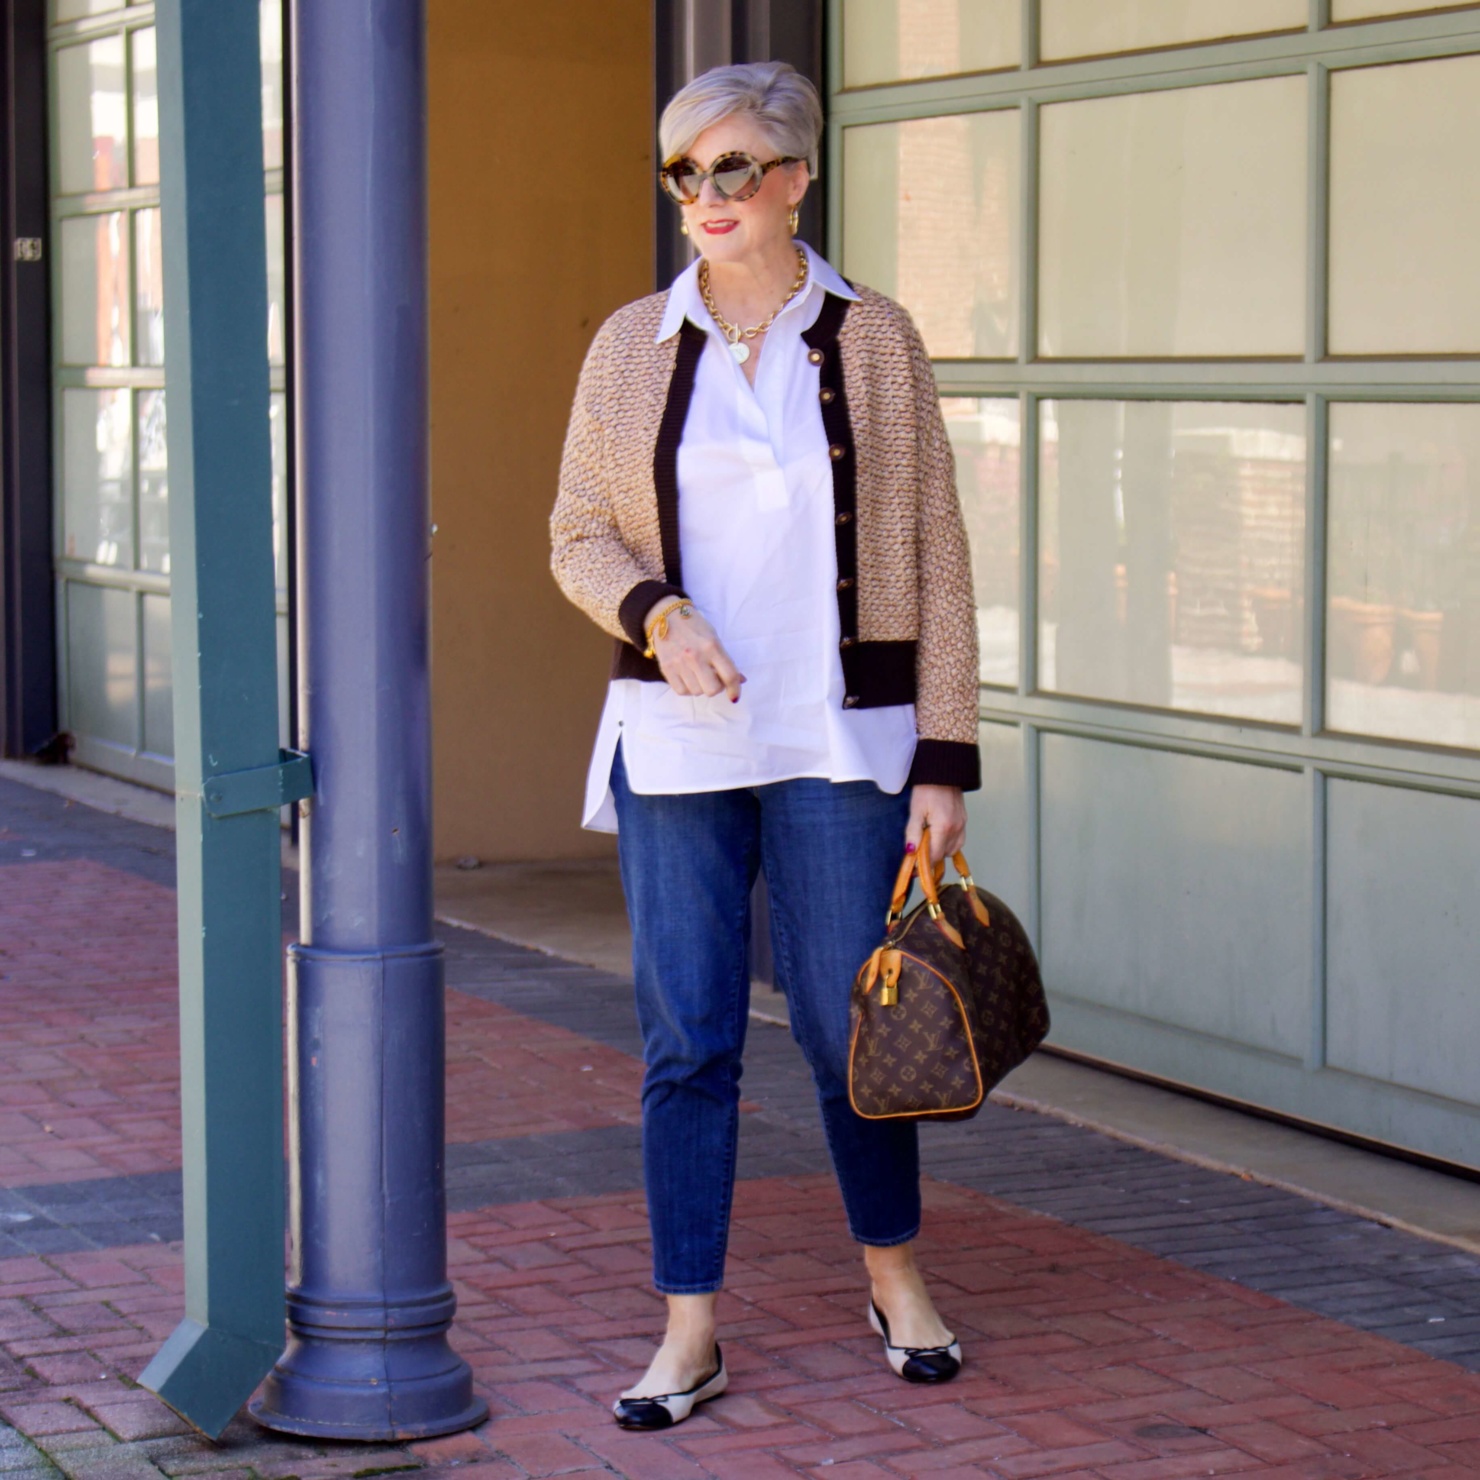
[906,785,967,864]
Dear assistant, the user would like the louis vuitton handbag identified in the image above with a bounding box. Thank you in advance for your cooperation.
[848,828,1049,1122]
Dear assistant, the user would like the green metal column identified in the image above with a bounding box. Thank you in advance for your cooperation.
[139,0,311,1439]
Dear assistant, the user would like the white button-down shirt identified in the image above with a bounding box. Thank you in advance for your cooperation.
[581,244,917,831]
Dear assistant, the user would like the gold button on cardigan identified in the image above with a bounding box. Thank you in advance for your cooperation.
[550,282,982,790]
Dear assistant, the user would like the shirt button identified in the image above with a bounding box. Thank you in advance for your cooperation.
[837,577,855,590]
[840,636,857,649]
[842,695,860,708]
[828,444,846,460]
[808,348,824,365]
[819,387,835,404]
[835,511,853,525]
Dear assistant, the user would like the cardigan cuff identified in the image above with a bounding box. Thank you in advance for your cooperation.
[618,580,687,652]
[908,739,982,791]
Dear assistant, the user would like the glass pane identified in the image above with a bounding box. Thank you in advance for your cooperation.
[1041,0,1306,60]
[1329,55,1480,356]
[1327,404,1480,750]
[54,0,125,20]
[1039,77,1306,358]
[55,36,128,196]
[138,390,169,575]
[945,398,1020,687]
[66,582,136,749]
[266,192,286,365]
[141,593,173,758]
[842,111,1019,358]
[132,27,159,188]
[1040,400,1306,722]
[261,0,284,171]
[59,212,129,367]
[271,391,289,591]
[62,388,133,568]
[134,206,165,366]
[1334,0,1480,16]
[842,0,1020,87]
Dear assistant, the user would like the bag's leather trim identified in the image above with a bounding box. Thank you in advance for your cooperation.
[847,936,986,1121]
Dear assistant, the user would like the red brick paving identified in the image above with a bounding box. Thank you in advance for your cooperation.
[3,1174,1480,1475]
[0,860,645,1190]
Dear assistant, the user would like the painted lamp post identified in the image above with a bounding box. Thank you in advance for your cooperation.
[248,0,486,1441]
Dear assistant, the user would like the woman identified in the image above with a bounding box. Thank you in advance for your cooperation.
[550,60,981,1430]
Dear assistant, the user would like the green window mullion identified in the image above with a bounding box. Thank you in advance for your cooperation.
[1304,393,1330,740]
[1019,390,1040,698]
[1306,60,1330,365]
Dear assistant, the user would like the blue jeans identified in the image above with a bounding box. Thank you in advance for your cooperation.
[610,743,920,1294]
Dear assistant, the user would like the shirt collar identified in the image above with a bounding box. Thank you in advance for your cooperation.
[654,241,859,344]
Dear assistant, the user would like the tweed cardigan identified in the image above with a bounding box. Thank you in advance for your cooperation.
[550,282,981,791]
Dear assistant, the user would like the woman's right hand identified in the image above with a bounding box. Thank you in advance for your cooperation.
[647,599,747,702]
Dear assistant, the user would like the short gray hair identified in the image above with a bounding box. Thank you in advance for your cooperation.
[659,61,823,176]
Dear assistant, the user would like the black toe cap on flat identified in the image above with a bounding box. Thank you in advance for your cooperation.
[901,1350,962,1384]
[612,1398,678,1430]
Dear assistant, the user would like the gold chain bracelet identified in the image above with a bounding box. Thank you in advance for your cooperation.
[643,600,694,659]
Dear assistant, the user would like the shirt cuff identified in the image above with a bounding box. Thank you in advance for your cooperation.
[618,580,688,652]
[907,739,982,791]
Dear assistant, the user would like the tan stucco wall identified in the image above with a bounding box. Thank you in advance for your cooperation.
[428,0,652,861]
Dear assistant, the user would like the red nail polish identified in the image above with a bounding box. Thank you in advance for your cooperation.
[731,695,739,704]
[905,842,917,854]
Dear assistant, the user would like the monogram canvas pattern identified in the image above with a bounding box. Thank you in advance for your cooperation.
[549,284,980,749]
[848,882,1050,1123]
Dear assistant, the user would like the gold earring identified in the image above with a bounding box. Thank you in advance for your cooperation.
[679,219,690,236]
[788,207,800,235]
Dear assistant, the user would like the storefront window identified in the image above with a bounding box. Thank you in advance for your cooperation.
[134,206,165,366]
[55,35,127,196]
[59,212,129,366]
[1039,77,1306,358]
[842,0,1019,87]
[842,110,1019,358]
[1327,404,1480,750]
[1329,55,1480,356]
[1040,400,1307,722]
[138,391,169,575]
[131,26,158,187]
[62,388,133,569]
[944,398,1020,687]
[1333,0,1480,17]
[1040,0,1305,61]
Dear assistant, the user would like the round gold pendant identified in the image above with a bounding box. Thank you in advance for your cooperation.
[730,340,750,364]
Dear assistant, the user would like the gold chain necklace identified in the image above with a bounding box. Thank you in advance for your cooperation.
[698,248,809,365]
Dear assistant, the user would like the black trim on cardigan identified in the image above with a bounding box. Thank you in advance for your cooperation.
[840,640,915,707]
[615,578,688,667]
[908,740,982,791]
[802,292,860,676]
[653,320,706,592]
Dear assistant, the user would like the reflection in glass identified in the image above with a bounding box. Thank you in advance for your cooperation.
[1040,401,1306,722]
[261,0,284,171]
[842,0,1020,87]
[54,0,125,21]
[131,27,158,188]
[62,388,133,569]
[59,213,129,367]
[1333,0,1479,15]
[134,207,165,366]
[1329,56,1480,356]
[944,398,1020,687]
[1039,78,1306,358]
[66,583,136,750]
[266,193,286,365]
[138,391,169,575]
[843,111,1018,359]
[1040,0,1305,60]
[271,392,289,591]
[142,593,173,759]
[1327,404,1480,750]
[56,36,128,196]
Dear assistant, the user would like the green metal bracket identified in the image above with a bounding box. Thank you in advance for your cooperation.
[138,0,289,1441]
[203,749,314,819]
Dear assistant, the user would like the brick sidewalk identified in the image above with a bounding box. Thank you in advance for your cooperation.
[3,774,1480,1478]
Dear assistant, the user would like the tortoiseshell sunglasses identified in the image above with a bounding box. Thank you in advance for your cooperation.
[659,152,803,205]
